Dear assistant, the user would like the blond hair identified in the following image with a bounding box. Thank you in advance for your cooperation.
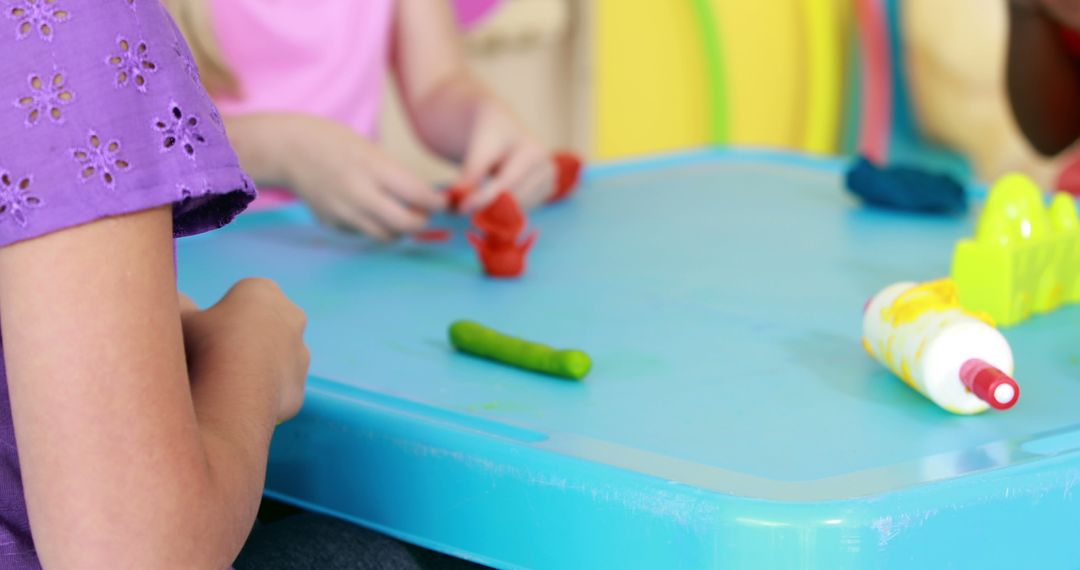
[164,0,240,97]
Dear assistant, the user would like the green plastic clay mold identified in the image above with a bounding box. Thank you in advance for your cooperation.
[951,173,1080,327]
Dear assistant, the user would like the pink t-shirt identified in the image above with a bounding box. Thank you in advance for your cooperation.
[208,0,500,138]
[209,0,396,139]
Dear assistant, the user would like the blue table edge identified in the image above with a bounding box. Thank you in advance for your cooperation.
[293,374,1080,503]
[256,147,1071,502]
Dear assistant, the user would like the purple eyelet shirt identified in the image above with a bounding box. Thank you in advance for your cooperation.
[0,1,254,566]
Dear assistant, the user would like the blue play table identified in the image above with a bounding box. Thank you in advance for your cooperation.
[177,150,1080,569]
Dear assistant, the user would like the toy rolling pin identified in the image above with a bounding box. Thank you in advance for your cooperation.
[862,279,1020,414]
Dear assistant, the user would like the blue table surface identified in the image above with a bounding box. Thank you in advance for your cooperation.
[178,149,1080,568]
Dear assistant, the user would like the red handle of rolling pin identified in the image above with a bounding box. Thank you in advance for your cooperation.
[959,359,1020,410]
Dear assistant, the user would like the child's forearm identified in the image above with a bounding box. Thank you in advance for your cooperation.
[186,341,281,559]
[1007,3,1080,155]
[222,114,296,188]
[407,71,495,161]
[0,209,275,568]
[391,0,508,163]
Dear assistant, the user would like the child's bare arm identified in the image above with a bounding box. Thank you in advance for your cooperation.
[1007,1,1080,155]
[391,0,555,212]
[390,0,480,161]
[0,207,306,568]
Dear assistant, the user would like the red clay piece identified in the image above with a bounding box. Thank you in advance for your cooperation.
[468,232,536,278]
[447,185,470,213]
[468,192,535,278]
[472,192,527,239]
[550,152,583,203]
[412,228,452,243]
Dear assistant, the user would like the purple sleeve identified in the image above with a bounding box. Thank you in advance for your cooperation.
[0,0,255,247]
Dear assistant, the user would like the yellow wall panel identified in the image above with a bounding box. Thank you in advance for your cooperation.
[711,0,801,148]
[801,0,850,154]
[594,0,711,159]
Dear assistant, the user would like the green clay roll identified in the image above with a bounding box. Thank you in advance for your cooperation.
[448,320,592,380]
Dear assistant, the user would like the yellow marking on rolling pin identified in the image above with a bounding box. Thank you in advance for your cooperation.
[882,278,995,328]
[899,361,917,389]
[972,311,996,327]
[914,337,929,362]
[883,334,898,366]
[883,279,960,325]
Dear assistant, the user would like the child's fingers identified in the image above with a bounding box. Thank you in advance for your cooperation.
[365,189,430,236]
[371,157,446,212]
[459,180,502,214]
[338,209,394,242]
[459,134,509,188]
[320,198,395,241]
[514,160,557,211]
[460,144,546,213]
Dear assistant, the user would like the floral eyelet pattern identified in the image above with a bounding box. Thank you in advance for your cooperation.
[153,102,206,159]
[71,131,131,190]
[172,42,227,133]
[0,169,43,227]
[14,69,74,127]
[0,1,248,241]
[7,0,70,42]
[107,36,157,92]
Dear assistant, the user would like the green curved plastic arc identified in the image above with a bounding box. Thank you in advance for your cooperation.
[449,320,592,381]
[690,0,729,145]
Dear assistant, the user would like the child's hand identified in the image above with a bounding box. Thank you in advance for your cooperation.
[1008,0,1080,154]
[455,101,556,214]
[180,279,309,423]
[1043,0,1080,28]
[268,114,446,241]
[1014,0,1080,28]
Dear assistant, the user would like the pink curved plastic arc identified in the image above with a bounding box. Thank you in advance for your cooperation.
[452,0,501,30]
[856,0,892,164]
